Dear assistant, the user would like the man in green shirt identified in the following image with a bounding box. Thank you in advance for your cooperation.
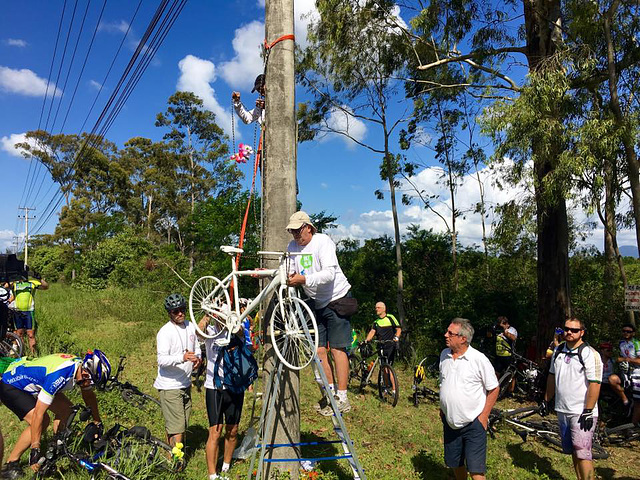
[12,277,48,355]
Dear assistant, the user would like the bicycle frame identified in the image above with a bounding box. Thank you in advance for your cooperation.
[191,246,304,345]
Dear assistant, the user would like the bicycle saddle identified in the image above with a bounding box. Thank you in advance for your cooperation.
[220,245,244,255]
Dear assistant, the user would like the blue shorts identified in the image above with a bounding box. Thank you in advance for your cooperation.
[443,417,487,474]
[314,302,351,349]
[557,412,597,460]
[13,310,34,330]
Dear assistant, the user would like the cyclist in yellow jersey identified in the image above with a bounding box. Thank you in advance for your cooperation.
[365,302,401,363]
[11,277,48,355]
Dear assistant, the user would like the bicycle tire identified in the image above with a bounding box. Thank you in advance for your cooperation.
[189,275,234,342]
[114,428,181,474]
[378,364,399,407]
[497,369,515,400]
[0,331,23,358]
[398,343,416,371]
[121,388,161,410]
[501,405,541,420]
[601,423,640,445]
[349,353,363,386]
[269,295,318,370]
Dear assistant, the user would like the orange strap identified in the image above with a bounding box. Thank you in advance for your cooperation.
[264,34,295,51]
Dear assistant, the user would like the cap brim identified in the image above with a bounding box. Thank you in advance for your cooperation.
[286,221,305,230]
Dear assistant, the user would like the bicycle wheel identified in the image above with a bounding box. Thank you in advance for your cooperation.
[114,427,181,474]
[602,423,640,445]
[398,343,416,371]
[349,353,362,386]
[497,369,515,400]
[189,276,233,342]
[0,331,23,358]
[378,364,399,407]
[269,296,318,370]
[121,388,161,410]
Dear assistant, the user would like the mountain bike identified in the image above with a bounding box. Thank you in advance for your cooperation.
[190,246,318,370]
[496,350,545,401]
[396,331,417,370]
[412,354,440,406]
[349,340,399,406]
[0,331,23,358]
[102,356,161,410]
[490,405,610,459]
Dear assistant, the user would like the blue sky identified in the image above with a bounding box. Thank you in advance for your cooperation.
[0,0,634,255]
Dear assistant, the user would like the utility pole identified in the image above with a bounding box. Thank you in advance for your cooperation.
[12,236,20,255]
[263,0,298,477]
[18,207,36,266]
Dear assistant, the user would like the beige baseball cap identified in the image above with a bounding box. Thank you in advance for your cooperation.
[286,211,316,231]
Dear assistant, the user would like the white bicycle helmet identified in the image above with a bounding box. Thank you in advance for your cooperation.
[82,349,112,386]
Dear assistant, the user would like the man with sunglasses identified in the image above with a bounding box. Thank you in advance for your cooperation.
[0,350,109,479]
[542,318,602,480]
[439,318,498,480]
[608,323,640,423]
[286,211,354,415]
[154,293,201,452]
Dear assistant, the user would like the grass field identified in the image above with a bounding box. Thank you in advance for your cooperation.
[1,283,639,479]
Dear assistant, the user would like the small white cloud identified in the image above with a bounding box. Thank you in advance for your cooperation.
[320,182,328,189]
[177,55,232,134]
[0,230,21,254]
[98,20,130,34]
[0,133,37,157]
[88,79,103,90]
[0,66,61,97]
[4,38,27,47]
[323,106,367,148]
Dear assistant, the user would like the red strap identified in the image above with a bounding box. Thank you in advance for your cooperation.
[264,34,295,51]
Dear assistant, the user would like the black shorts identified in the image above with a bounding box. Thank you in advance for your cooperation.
[0,381,36,420]
[205,388,244,427]
[381,343,397,365]
[494,356,512,375]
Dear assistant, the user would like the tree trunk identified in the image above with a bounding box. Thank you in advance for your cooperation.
[524,0,572,357]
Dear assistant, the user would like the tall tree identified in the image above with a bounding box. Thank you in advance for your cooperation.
[298,0,411,326]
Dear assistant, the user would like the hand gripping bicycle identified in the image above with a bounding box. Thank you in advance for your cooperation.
[190,246,318,370]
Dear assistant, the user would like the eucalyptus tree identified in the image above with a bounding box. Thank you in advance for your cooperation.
[298,0,412,326]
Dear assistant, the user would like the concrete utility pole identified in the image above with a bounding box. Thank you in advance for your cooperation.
[263,0,299,477]
[18,207,36,266]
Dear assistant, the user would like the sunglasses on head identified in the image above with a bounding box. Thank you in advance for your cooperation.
[563,326,582,334]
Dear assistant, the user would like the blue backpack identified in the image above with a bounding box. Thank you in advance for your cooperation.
[213,336,258,393]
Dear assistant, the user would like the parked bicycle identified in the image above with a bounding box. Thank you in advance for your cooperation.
[0,285,23,358]
[496,348,545,401]
[349,340,399,407]
[395,331,417,370]
[102,356,161,410]
[489,405,610,459]
[190,246,318,370]
[412,354,440,406]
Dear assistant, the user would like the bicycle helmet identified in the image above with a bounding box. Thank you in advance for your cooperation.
[164,293,186,311]
[82,349,112,387]
[0,286,10,303]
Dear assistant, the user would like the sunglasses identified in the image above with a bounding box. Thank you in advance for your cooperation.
[287,225,307,236]
[622,329,634,334]
[170,307,186,315]
[563,326,582,334]
[445,330,463,337]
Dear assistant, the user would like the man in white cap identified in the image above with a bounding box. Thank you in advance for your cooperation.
[286,211,355,415]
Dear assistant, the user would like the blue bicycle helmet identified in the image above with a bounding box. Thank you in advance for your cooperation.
[82,349,112,386]
[164,293,186,311]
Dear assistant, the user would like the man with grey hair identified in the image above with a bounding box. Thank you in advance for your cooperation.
[439,318,499,480]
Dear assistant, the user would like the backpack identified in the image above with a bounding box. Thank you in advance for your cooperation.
[552,341,589,369]
[213,336,258,394]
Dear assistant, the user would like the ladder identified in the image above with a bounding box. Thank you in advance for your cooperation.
[247,346,366,479]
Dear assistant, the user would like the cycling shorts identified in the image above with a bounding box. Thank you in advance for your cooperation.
[206,388,244,426]
[557,412,597,460]
[0,381,36,420]
[13,310,34,330]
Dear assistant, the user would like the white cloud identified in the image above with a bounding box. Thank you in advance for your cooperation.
[0,66,61,97]
[320,182,328,189]
[176,55,232,134]
[4,38,27,47]
[88,79,103,90]
[323,106,368,148]
[219,21,264,91]
[0,230,21,254]
[0,133,36,157]
[98,20,130,34]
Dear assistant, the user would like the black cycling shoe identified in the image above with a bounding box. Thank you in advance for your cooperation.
[1,461,23,480]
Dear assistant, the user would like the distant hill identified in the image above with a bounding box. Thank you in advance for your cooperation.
[619,245,639,258]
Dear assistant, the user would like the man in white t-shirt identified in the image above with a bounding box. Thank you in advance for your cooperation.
[541,317,602,480]
[439,318,499,480]
[154,293,201,453]
[286,211,354,416]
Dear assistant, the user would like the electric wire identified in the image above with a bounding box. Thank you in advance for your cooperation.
[30,0,187,236]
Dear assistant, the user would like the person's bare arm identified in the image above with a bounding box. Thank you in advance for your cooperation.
[544,372,556,402]
[477,387,499,429]
[39,279,49,290]
[80,389,101,422]
[584,381,601,410]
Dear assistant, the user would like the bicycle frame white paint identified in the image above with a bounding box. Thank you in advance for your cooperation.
[191,246,303,345]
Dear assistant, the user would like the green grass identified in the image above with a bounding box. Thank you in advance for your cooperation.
[1,283,639,479]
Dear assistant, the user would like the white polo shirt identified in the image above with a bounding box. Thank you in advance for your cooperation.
[550,342,602,415]
[439,345,499,429]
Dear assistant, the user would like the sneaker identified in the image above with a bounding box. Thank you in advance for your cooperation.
[313,396,329,412]
[1,462,22,480]
[319,396,351,416]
